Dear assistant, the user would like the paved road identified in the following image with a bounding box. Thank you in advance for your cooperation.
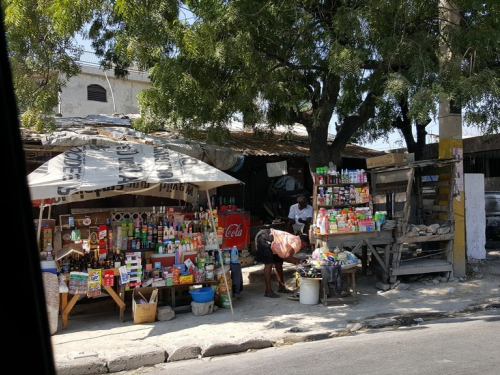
[116,310,500,375]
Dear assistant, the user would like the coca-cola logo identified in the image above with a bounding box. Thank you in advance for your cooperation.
[224,224,243,238]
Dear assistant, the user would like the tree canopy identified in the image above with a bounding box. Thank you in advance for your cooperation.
[3,0,84,131]
[4,0,499,169]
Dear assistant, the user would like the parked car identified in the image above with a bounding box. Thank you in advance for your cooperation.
[485,191,500,240]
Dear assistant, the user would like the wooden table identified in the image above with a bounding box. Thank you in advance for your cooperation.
[60,269,126,329]
[124,281,217,308]
[312,230,394,282]
[60,272,217,328]
[319,267,357,306]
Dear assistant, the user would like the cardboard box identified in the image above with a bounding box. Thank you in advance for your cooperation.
[132,288,158,324]
[239,256,255,267]
[366,153,406,169]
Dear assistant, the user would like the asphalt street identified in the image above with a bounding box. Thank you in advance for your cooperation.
[51,251,500,375]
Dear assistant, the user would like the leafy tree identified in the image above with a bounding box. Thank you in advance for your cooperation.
[3,0,83,132]
[83,0,499,167]
[5,1,499,168]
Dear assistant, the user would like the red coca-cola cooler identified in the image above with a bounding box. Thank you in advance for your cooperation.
[218,211,251,250]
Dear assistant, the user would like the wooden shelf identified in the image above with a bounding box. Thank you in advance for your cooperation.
[396,233,454,244]
[316,183,368,188]
[317,202,369,208]
[390,258,453,276]
[369,159,457,283]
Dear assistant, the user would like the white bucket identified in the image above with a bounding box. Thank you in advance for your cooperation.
[299,277,320,305]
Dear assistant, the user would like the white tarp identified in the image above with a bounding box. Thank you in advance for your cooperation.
[28,144,242,206]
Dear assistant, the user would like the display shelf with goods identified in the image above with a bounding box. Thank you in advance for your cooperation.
[54,205,248,327]
[311,167,380,237]
[34,218,56,253]
[369,158,458,283]
[310,166,395,287]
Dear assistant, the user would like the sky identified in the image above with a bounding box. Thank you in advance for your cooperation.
[347,121,483,152]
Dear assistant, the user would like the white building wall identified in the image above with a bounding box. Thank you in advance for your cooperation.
[59,65,151,117]
[464,173,486,260]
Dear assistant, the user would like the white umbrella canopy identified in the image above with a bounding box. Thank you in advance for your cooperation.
[28,144,243,206]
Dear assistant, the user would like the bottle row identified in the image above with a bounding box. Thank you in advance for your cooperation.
[316,184,370,207]
[315,167,368,185]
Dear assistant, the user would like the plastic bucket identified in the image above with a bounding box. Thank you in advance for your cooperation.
[299,277,320,305]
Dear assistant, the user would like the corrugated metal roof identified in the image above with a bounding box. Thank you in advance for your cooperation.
[21,115,383,160]
[191,128,383,159]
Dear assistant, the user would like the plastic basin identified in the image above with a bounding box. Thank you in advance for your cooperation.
[189,287,215,303]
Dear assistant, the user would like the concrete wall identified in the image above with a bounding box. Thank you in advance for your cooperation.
[58,65,151,117]
[464,173,486,260]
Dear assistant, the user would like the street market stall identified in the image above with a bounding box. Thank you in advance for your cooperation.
[28,143,245,328]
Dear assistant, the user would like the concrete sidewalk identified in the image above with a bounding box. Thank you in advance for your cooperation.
[52,253,500,375]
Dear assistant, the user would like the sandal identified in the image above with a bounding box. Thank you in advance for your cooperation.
[264,291,280,298]
[287,294,300,301]
[277,286,294,294]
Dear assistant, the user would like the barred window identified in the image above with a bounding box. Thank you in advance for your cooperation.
[87,84,107,102]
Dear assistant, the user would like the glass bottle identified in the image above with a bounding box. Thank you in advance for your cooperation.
[114,249,123,268]
[45,242,54,261]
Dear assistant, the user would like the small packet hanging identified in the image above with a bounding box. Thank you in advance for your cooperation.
[58,274,69,293]
[71,228,81,241]
[119,265,130,285]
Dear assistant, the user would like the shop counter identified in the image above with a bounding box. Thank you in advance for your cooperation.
[60,269,125,329]
[129,281,217,309]
[60,270,217,328]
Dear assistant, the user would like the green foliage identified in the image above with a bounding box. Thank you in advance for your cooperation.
[4,0,500,163]
[21,109,56,133]
[4,0,83,131]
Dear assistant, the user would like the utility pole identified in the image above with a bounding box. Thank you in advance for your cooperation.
[439,1,465,278]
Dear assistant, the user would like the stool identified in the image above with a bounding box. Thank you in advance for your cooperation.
[319,267,358,306]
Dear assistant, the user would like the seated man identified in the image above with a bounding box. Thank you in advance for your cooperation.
[286,195,314,234]
[255,228,310,298]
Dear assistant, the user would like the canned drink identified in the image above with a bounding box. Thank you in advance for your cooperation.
[68,216,74,227]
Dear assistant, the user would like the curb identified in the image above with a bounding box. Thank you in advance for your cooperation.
[55,303,499,374]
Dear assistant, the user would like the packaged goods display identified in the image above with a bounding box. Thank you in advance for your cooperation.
[312,165,385,234]
[47,204,248,299]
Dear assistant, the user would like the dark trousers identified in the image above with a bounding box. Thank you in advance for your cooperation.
[320,265,342,297]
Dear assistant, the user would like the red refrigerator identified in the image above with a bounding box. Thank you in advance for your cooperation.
[218,211,251,251]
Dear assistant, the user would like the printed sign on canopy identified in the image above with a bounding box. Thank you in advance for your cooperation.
[28,144,242,206]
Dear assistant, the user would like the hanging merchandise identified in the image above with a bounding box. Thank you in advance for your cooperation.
[230,246,239,263]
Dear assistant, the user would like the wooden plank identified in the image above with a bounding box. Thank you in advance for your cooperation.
[314,230,394,248]
[414,165,453,176]
[422,194,450,201]
[365,240,388,275]
[61,294,80,329]
[320,268,358,306]
[372,182,409,193]
[422,205,448,212]
[373,169,413,184]
[390,258,452,276]
[422,180,451,187]
[396,233,454,244]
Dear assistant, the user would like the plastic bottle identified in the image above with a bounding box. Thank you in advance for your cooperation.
[231,246,239,263]
[45,242,54,261]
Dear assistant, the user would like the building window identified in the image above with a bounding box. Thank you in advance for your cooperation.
[87,84,107,102]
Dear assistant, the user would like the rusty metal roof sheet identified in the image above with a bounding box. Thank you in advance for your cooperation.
[21,115,383,159]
